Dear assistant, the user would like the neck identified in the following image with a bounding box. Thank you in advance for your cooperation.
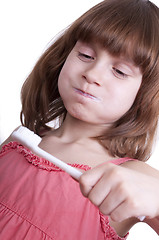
[54,113,108,143]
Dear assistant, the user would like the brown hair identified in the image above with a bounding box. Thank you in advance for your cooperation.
[21,0,159,161]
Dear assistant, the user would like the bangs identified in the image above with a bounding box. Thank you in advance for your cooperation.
[69,0,159,74]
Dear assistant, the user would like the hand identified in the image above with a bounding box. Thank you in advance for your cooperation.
[79,161,159,222]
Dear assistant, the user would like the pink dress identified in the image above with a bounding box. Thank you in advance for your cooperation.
[0,142,131,240]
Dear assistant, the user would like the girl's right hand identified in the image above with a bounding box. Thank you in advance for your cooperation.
[79,161,159,223]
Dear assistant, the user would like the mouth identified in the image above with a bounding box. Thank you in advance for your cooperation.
[74,88,101,102]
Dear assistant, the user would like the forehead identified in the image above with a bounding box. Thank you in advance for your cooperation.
[69,0,158,76]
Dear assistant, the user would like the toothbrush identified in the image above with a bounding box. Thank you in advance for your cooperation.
[11,126,146,221]
[11,126,83,181]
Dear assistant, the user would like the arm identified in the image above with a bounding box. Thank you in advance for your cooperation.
[79,160,159,233]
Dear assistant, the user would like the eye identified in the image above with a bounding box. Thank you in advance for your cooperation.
[78,52,94,62]
[112,67,128,79]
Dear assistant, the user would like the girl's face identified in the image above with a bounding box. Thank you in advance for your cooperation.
[58,41,142,126]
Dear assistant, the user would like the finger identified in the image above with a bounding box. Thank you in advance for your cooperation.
[79,168,104,197]
[110,198,143,222]
[87,163,126,207]
[79,163,113,197]
[87,174,112,206]
[98,186,126,216]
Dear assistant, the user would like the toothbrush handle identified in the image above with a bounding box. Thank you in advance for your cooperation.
[34,147,83,180]
[137,216,145,221]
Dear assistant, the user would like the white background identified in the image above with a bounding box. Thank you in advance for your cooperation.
[0,1,159,239]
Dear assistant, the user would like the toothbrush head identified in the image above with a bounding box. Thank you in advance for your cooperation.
[11,126,41,149]
[11,126,83,180]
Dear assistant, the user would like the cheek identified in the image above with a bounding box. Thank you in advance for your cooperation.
[117,80,141,102]
[58,65,68,96]
[108,82,141,117]
[128,82,142,104]
[58,57,74,88]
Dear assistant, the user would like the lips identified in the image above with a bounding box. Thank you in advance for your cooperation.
[74,88,101,102]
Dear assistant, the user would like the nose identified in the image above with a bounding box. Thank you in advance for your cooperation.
[82,64,102,86]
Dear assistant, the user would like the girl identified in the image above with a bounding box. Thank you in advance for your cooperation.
[0,0,159,239]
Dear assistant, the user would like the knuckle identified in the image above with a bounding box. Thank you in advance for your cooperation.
[128,198,140,211]
[118,183,129,195]
[109,167,123,180]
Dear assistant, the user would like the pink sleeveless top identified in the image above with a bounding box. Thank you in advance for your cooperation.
[0,142,131,240]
